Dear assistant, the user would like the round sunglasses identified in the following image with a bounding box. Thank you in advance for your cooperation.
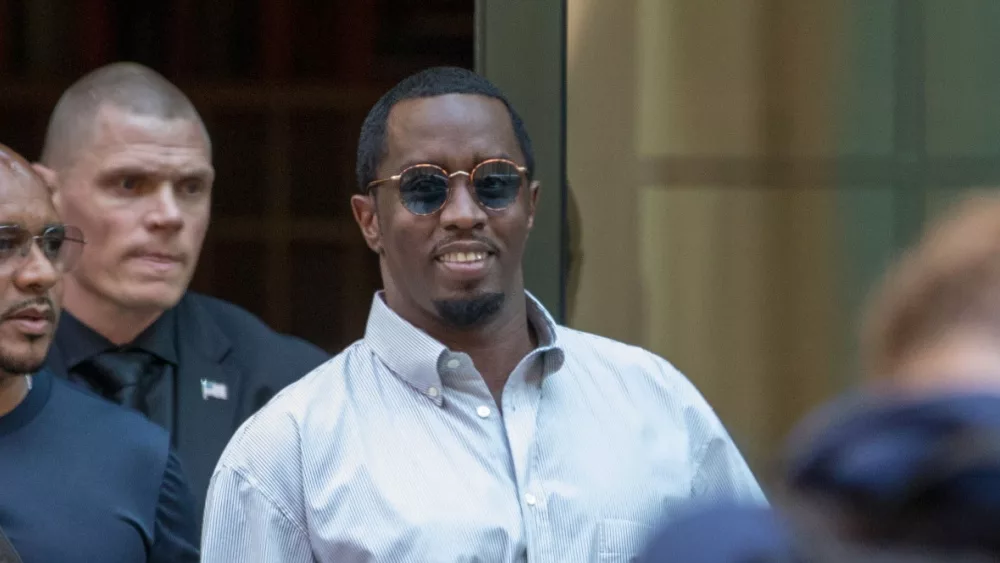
[366,158,528,216]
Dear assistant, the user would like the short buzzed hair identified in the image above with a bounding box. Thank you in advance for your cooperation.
[862,194,1000,378]
[355,66,534,192]
[40,62,208,168]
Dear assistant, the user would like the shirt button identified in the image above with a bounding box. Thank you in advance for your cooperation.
[427,386,440,398]
[476,405,491,418]
[446,358,460,369]
[524,493,537,506]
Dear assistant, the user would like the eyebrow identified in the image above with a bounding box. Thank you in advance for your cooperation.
[97,164,215,181]
[0,223,66,233]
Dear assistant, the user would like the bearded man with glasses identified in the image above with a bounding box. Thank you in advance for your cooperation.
[0,144,199,562]
[202,66,764,563]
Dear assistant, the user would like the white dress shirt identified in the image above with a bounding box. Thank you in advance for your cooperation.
[202,292,764,562]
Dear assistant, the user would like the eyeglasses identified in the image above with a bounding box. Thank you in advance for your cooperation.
[0,224,86,273]
[366,158,528,216]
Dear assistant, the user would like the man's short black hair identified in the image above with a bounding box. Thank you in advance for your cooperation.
[355,66,535,192]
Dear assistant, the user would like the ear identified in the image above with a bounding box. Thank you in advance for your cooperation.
[526,180,541,231]
[31,163,61,209]
[350,193,383,254]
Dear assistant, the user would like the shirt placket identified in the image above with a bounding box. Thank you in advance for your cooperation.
[501,352,550,562]
[439,350,532,560]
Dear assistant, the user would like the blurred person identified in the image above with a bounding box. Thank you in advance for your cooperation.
[0,144,199,562]
[640,392,1000,562]
[780,194,1000,557]
[201,66,764,562]
[783,390,1000,557]
[32,62,329,516]
[862,194,1000,393]
[642,195,1000,562]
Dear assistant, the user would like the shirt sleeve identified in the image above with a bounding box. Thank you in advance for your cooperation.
[201,466,314,563]
[691,433,769,504]
[149,449,201,563]
[653,355,769,504]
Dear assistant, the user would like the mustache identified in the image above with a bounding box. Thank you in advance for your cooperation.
[2,297,56,321]
[431,235,500,255]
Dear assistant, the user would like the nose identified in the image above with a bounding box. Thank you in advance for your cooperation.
[146,182,184,231]
[438,175,487,231]
[13,241,59,294]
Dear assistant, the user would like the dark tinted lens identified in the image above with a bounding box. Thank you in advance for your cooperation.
[0,226,29,257]
[398,166,450,214]
[42,225,84,271]
[472,161,522,210]
[39,226,66,261]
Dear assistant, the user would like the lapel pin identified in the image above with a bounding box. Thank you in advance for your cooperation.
[201,379,228,401]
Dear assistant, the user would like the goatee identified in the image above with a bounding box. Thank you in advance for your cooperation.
[433,292,505,328]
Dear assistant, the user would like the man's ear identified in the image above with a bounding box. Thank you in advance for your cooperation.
[31,163,61,209]
[351,193,384,255]
[526,180,541,231]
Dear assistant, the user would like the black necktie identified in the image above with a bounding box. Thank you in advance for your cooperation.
[77,348,165,414]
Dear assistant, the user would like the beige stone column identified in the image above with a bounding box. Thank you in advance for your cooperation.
[568,0,844,469]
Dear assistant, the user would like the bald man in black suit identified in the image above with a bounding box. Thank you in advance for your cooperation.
[34,63,329,518]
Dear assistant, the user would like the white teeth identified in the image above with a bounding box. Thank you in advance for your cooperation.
[440,252,487,263]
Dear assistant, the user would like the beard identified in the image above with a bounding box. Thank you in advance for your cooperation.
[0,350,44,377]
[433,292,505,329]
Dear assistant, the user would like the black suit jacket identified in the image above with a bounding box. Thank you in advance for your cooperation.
[45,292,330,516]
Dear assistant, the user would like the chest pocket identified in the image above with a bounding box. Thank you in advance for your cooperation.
[599,518,650,563]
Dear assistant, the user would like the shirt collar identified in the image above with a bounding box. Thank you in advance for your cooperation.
[0,368,53,437]
[364,291,565,405]
[58,308,179,369]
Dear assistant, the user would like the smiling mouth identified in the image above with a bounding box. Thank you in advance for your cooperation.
[437,252,490,263]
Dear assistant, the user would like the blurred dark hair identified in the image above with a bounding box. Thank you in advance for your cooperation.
[771,495,998,563]
[782,393,1000,560]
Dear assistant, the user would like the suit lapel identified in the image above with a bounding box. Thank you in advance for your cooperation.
[173,294,239,498]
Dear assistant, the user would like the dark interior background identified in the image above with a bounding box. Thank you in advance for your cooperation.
[0,0,474,352]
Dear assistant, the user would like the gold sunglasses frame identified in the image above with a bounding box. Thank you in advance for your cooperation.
[365,158,529,216]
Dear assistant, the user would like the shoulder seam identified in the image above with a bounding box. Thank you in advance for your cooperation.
[216,465,311,539]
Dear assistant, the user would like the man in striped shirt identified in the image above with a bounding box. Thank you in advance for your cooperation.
[202,66,764,562]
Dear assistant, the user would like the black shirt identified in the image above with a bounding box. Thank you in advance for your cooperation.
[0,369,199,562]
[58,309,178,437]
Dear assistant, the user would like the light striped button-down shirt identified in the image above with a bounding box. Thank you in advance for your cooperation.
[202,292,764,562]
